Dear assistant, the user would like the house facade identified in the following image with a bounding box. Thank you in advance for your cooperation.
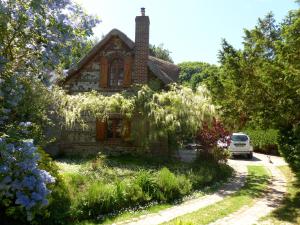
[57,8,179,156]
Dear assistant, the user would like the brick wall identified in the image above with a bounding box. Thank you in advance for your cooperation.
[134,14,149,84]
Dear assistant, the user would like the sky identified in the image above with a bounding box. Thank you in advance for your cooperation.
[75,0,298,64]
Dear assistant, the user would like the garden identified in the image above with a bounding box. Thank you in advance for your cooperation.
[55,154,232,224]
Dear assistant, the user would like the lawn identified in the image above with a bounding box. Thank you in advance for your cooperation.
[163,165,270,225]
[55,153,233,224]
[259,165,300,225]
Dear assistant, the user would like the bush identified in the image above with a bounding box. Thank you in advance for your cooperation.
[0,137,70,225]
[0,138,55,223]
[245,129,279,155]
[278,125,300,176]
[135,170,156,201]
[154,167,191,202]
[211,147,231,163]
[34,148,71,225]
[72,167,193,220]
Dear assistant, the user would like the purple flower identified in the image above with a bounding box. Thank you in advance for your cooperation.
[22,176,37,190]
[0,165,9,173]
[38,170,55,183]
[31,192,43,201]
[15,192,30,207]
[0,137,55,217]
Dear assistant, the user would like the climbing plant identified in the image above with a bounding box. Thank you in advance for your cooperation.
[52,84,215,149]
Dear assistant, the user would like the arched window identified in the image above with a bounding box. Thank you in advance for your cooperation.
[109,58,124,87]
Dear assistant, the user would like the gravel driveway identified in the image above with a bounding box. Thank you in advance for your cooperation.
[210,153,288,225]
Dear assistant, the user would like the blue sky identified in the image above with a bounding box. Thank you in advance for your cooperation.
[75,0,298,64]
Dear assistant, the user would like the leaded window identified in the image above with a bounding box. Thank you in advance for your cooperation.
[109,58,124,87]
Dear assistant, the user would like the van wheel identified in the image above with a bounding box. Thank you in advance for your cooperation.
[248,152,253,159]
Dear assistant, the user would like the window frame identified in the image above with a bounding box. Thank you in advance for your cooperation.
[109,58,124,88]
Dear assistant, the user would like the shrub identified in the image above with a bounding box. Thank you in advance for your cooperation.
[34,148,71,225]
[196,118,230,152]
[154,167,191,202]
[0,138,57,223]
[76,181,115,219]
[211,147,231,163]
[135,170,156,201]
[245,129,279,154]
[278,125,300,176]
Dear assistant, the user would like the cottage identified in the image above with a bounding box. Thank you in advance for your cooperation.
[58,8,179,156]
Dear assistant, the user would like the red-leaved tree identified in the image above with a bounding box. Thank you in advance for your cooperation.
[196,118,230,151]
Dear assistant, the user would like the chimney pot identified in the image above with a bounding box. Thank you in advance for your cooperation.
[141,7,145,16]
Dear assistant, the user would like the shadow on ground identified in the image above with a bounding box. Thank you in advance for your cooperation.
[270,177,300,223]
[231,155,262,162]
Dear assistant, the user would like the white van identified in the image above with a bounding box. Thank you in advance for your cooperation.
[228,133,253,159]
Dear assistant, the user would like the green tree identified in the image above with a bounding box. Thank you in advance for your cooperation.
[177,61,219,90]
[149,43,174,63]
[210,9,300,174]
[0,1,99,223]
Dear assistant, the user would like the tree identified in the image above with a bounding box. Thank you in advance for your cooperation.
[0,0,99,223]
[149,43,174,63]
[177,61,219,90]
[0,0,100,139]
[209,9,300,174]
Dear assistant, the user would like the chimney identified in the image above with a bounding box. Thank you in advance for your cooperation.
[134,7,150,84]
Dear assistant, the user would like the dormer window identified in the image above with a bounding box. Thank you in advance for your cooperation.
[109,58,124,87]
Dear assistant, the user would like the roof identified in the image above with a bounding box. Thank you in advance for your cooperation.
[148,56,179,84]
[63,29,178,85]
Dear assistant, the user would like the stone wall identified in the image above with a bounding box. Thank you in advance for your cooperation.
[66,63,101,93]
[64,36,134,94]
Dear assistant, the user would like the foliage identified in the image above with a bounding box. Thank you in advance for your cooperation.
[0,1,99,223]
[0,75,54,146]
[34,148,71,225]
[149,43,174,63]
[211,147,231,164]
[245,129,279,154]
[55,154,232,222]
[74,168,191,220]
[196,118,230,151]
[0,137,55,222]
[206,8,300,173]
[1,0,100,81]
[52,84,215,149]
[154,167,192,201]
[177,62,219,90]
[0,0,99,142]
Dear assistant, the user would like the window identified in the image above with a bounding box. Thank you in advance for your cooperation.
[107,118,123,139]
[96,118,131,142]
[109,58,124,87]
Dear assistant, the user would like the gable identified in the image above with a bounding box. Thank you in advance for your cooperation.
[63,32,134,93]
[62,28,179,92]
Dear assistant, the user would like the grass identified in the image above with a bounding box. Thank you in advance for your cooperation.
[55,153,233,224]
[259,165,300,225]
[163,165,270,225]
[75,203,172,225]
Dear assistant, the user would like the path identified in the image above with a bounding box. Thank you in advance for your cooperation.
[209,153,287,225]
[116,153,287,225]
